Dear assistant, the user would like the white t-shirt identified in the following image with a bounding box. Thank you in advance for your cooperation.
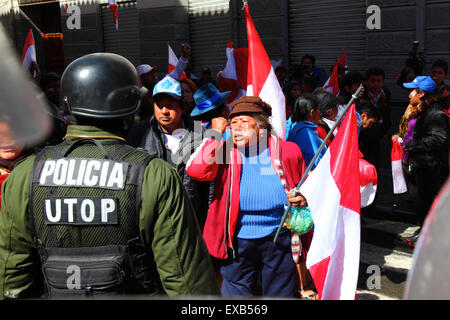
[163,123,187,155]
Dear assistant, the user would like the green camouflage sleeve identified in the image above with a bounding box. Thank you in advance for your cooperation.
[0,156,44,299]
[139,158,220,296]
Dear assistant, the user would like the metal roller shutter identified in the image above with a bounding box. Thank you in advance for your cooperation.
[288,0,367,75]
[188,0,231,78]
[102,1,140,66]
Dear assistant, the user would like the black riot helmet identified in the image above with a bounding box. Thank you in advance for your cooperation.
[60,53,147,119]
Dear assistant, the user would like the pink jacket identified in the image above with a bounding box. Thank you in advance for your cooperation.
[186,135,306,259]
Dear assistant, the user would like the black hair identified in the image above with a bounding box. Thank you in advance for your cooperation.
[365,67,385,80]
[356,101,380,120]
[342,71,364,88]
[301,54,316,65]
[313,89,339,118]
[291,93,319,122]
[40,72,60,90]
[285,80,302,106]
[302,76,317,91]
[192,103,227,122]
[431,59,448,74]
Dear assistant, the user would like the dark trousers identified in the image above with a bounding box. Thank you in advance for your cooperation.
[220,232,296,297]
[413,166,447,227]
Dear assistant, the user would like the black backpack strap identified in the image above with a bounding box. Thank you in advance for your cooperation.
[59,138,113,159]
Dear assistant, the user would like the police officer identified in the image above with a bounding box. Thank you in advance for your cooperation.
[0,53,219,298]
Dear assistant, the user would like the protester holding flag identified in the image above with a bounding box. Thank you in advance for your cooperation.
[186,96,307,297]
[401,76,449,246]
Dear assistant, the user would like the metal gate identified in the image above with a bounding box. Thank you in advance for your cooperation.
[102,0,140,66]
[288,0,367,75]
[188,0,231,78]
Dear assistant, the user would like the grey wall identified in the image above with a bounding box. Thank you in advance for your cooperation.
[139,0,189,75]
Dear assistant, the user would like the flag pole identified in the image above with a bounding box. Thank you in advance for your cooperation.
[273,84,363,243]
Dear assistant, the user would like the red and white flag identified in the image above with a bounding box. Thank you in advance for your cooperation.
[324,62,340,96]
[391,137,407,194]
[218,42,248,104]
[359,155,378,207]
[22,28,36,72]
[168,44,187,80]
[244,4,286,138]
[300,103,361,300]
[337,49,348,74]
[324,49,347,95]
[109,0,118,31]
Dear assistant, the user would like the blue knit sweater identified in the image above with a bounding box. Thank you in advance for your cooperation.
[236,146,287,239]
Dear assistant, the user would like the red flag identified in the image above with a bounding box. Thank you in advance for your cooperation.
[218,42,248,104]
[109,0,118,31]
[324,62,340,96]
[391,137,407,194]
[22,28,36,72]
[338,49,347,74]
[300,103,361,300]
[244,4,286,138]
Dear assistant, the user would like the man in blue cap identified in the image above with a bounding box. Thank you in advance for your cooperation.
[401,76,449,247]
[128,76,212,229]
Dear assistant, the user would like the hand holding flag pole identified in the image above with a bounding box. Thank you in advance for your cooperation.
[273,84,364,243]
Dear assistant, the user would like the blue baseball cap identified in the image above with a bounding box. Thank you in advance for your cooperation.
[152,76,182,100]
[191,83,231,117]
[403,76,437,93]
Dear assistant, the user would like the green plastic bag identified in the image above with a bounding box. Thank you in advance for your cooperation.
[289,206,313,235]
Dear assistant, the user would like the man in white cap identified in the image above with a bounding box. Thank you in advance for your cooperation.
[135,43,191,121]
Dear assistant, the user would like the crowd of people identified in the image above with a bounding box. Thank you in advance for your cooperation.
[0,42,448,300]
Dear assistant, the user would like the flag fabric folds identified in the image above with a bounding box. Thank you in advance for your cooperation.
[168,44,187,80]
[359,156,378,207]
[324,49,347,95]
[300,103,361,300]
[22,28,36,72]
[324,62,340,96]
[109,0,118,31]
[244,4,286,139]
[218,42,248,104]
[391,137,407,194]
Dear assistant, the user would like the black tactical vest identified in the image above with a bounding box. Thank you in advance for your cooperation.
[29,138,163,297]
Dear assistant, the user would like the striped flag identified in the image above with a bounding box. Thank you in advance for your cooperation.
[359,155,378,207]
[337,49,348,74]
[22,28,36,73]
[168,44,187,80]
[324,49,347,95]
[218,42,248,104]
[244,4,286,138]
[300,103,361,300]
[391,137,407,194]
[324,62,340,96]
[109,0,118,31]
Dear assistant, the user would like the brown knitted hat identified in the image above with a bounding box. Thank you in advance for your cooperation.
[228,96,272,118]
